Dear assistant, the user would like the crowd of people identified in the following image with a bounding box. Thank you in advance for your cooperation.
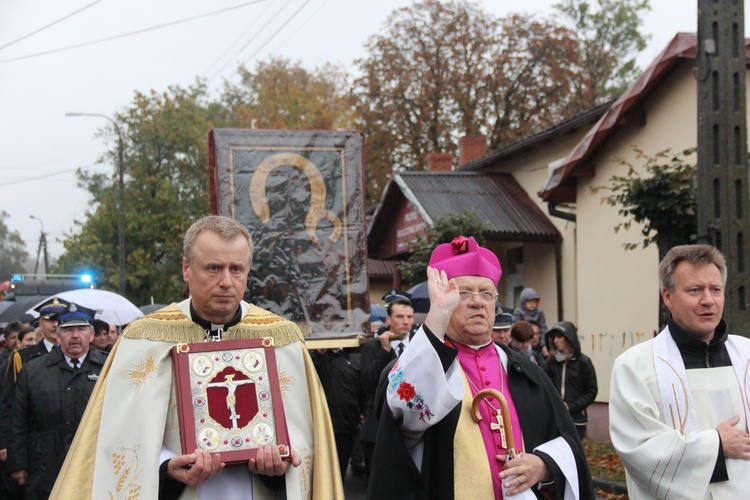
[1,219,748,499]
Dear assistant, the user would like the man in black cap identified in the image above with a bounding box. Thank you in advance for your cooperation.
[8,301,106,499]
[373,289,417,348]
[490,312,513,346]
[24,297,70,362]
[0,297,69,500]
[358,289,417,475]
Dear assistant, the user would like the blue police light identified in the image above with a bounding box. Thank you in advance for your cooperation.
[80,274,92,284]
[11,274,24,282]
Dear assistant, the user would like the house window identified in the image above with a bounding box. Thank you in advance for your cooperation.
[504,247,524,309]
[506,247,524,274]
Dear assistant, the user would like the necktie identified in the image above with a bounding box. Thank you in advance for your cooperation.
[71,358,80,370]
[397,342,405,357]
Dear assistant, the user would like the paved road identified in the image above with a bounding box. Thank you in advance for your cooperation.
[342,464,611,499]
[342,465,368,499]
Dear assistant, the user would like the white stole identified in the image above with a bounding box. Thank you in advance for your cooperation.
[387,327,579,499]
[653,326,750,434]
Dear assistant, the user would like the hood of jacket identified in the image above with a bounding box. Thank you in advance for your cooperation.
[548,320,580,357]
[519,288,540,304]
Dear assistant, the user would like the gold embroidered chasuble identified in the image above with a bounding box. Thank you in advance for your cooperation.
[51,300,343,499]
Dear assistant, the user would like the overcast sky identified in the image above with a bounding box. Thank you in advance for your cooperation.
[0,0,734,261]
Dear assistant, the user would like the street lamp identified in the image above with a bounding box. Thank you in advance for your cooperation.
[29,215,48,276]
[66,112,126,296]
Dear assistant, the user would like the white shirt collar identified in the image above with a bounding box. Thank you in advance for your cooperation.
[390,336,409,348]
[64,352,88,368]
[43,338,55,352]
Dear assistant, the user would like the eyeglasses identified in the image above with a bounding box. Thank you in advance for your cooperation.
[458,290,497,303]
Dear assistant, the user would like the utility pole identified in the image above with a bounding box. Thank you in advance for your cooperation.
[66,112,126,296]
[695,1,750,333]
[30,215,48,277]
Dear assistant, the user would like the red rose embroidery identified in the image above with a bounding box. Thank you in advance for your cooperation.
[396,382,416,401]
[451,236,469,254]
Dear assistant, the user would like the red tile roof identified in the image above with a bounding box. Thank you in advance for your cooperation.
[539,33,750,203]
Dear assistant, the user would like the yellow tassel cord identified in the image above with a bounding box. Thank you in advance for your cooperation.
[8,350,23,382]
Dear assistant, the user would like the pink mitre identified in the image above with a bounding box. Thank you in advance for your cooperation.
[428,236,502,286]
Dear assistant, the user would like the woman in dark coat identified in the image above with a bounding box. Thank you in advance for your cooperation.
[544,321,598,440]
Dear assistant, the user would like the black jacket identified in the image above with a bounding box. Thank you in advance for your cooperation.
[8,346,106,500]
[0,342,52,450]
[368,327,595,500]
[669,317,731,369]
[544,321,598,425]
[311,349,363,435]
[359,339,397,443]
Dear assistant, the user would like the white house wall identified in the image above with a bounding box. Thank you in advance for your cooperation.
[490,132,586,327]
[577,60,750,401]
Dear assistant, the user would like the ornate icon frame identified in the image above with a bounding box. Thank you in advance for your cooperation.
[208,129,369,339]
[171,337,291,465]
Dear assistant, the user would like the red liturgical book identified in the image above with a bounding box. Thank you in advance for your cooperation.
[171,337,292,465]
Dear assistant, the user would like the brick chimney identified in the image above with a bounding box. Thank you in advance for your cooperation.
[427,152,453,171]
[459,136,487,166]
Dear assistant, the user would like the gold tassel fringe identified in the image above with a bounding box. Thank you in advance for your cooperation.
[122,303,304,346]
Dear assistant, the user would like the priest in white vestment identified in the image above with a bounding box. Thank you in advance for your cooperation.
[51,216,342,500]
[610,244,750,500]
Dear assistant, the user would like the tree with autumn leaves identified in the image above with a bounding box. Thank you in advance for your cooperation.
[55,82,216,304]
[355,0,650,202]
[54,60,355,305]
[219,58,356,130]
[51,0,651,303]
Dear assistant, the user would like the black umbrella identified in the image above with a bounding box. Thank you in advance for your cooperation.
[138,303,168,315]
[407,281,430,313]
[0,296,48,324]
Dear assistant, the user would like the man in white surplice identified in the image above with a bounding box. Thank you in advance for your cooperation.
[610,244,750,499]
[51,216,342,500]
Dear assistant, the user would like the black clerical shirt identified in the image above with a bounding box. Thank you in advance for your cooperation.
[189,303,242,341]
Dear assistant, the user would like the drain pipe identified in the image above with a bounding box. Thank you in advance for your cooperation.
[548,203,576,322]
[548,202,576,222]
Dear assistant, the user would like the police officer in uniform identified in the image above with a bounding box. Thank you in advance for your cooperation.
[8,302,106,499]
[0,297,69,500]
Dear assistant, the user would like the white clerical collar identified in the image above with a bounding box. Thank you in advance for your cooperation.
[464,338,494,350]
[454,337,508,368]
